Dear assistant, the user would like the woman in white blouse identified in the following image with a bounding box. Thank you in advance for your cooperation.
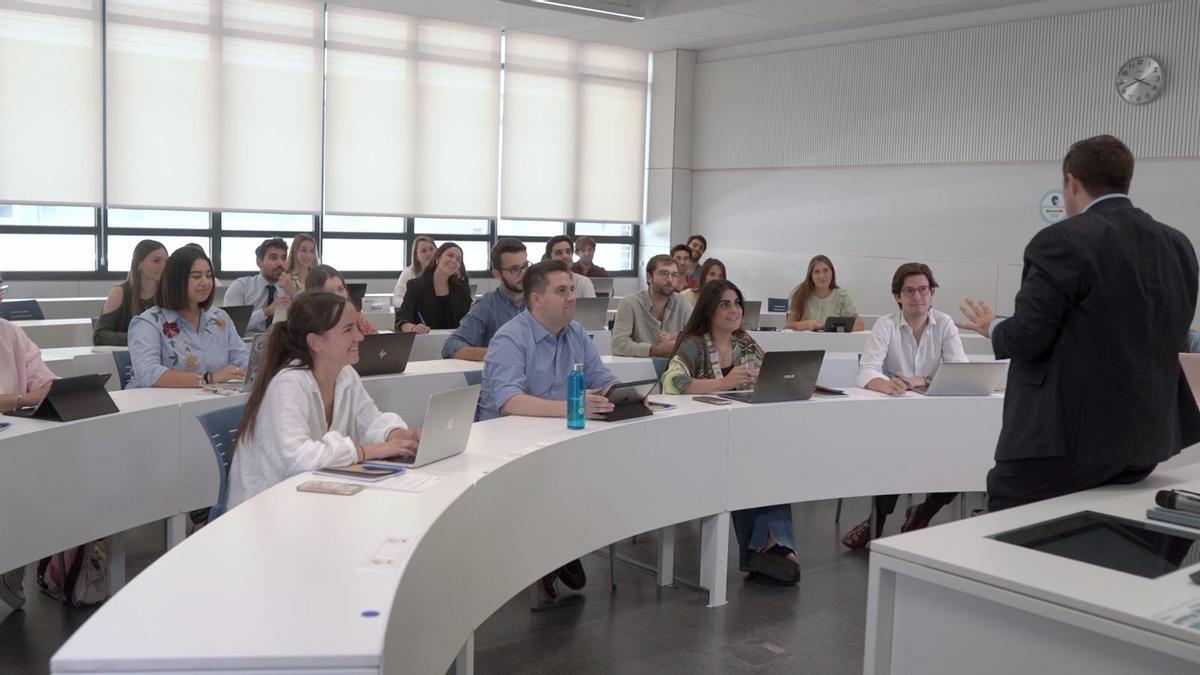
[228,290,422,508]
[392,235,437,307]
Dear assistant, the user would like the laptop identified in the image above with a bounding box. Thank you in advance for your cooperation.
[346,283,368,311]
[914,361,1007,396]
[719,350,824,404]
[367,385,481,469]
[740,300,763,331]
[222,305,253,337]
[4,373,118,422]
[240,333,269,393]
[574,297,610,330]
[352,332,416,377]
[824,316,856,333]
[1181,353,1200,405]
[592,277,614,297]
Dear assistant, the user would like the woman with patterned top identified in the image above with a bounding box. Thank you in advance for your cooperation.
[127,245,248,388]
[661,279,801,586]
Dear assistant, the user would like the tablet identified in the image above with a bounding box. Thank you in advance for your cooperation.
[606,379,657,406]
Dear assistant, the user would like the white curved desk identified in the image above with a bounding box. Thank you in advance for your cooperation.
[52,390,1006,675]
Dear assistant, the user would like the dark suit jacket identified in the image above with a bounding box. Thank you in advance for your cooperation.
[395,274,473,331]
[992,197,1200,465]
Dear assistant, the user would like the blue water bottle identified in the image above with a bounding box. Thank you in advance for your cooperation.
[567,363,586,430]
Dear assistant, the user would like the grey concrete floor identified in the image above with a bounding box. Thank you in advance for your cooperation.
[0,495,982,675]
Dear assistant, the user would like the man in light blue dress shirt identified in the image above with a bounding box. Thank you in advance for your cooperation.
[441,239,528,361]
[223,238,290,336]
[478,260,620,603]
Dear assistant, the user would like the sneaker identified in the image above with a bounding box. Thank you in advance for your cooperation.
[0,567,25,611]
[558,558,587,590]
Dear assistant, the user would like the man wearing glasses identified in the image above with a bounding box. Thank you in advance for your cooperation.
[612,254,691,358]
[841,262,968,549]
[441,239,529,361]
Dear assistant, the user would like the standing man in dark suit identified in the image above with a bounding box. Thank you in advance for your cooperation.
[960,135,1200,511]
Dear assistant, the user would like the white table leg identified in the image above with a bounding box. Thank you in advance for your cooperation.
[165,514,187,549]
[657,525,675,587]
[699,511,729,608]
[864,556,897,675]
[454,632,474,675]
[105,532,126,596]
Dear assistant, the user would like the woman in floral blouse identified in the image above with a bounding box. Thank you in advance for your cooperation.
[127,245,248,388]
[661,279,801,586]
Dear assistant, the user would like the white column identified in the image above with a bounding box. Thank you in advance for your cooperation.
[644,49,695,276]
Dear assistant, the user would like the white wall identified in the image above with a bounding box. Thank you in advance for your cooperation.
[687,0,1200,323]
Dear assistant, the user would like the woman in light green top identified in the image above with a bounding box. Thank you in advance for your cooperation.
[786,254,864,332]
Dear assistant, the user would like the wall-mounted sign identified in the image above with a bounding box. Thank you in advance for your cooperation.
[1040,189,1067,224]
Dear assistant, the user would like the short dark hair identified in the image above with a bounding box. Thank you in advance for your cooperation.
[490,238,527,270]
[670,244,692,258]
[544,235,574,260]
[523,259,570,306]
[1062,135,1134,196]
[687,234,707,252]
[255,237,288,261]
[891,262,939,297]
[645,254,676,277]
[158,244,214,311]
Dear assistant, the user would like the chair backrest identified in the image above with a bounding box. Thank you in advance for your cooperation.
[463,370,483,386]
[111,350,134,390]
[0,299,45,321]
[650,357,669,379]
[767,297,789,314]
[195,404,245,521]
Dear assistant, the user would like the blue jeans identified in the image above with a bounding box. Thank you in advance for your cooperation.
[731,504,797,571]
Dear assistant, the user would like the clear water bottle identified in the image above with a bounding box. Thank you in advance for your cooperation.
[567,362,586,430]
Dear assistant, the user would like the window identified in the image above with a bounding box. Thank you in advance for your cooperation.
[0,204,94,228]
[0,234,95,272]
[575,222,633,237]
[108,208,209,229]
[221,212,314,233]
[498,220,564,237]
[413,218,489,236]
[436,240,489,272]
[321,238,406,272]
[220,237,273,274]
[323,214,406,234]
[108,235,208,271]
[592,243,634,272]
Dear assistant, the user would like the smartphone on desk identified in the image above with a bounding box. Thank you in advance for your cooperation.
[297,480,363,496]
[692,396,731,406]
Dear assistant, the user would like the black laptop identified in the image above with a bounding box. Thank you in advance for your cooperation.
[719,350,824,404]
[221,304,253,337]
[824,316,856,333]
[4,373,118,422]
[352,332,416,377]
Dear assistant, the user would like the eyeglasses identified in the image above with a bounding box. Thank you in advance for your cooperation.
[900,286,932,298]
[653,269,681,279]
[498,262,531,275]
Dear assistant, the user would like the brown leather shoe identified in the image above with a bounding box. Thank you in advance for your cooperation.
[900,505,933,533]
[841,518,880,550]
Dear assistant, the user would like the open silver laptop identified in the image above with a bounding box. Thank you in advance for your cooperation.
[740,300,762,331]
[369,385,481,469]
[915,362,1007,396]
[574,297,610,330]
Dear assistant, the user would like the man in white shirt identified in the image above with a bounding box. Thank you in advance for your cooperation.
[545,236,596,299]
[842,262,968,549]
[224,238,290,336]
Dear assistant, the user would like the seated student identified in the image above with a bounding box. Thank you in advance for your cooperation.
[841,262,968,550]
[127,245,248,389]
[442,238,527,361]
[480,260,619,601]
[0,293,58,610]
[681,258,726,306]
[306,264,378,335]
[94,239,167,346]
[227,291,420,508]
[279,233,319,298]
[686,234,707,286]
[570,236,608,278]
[544,236,596,298]
[392,235,437,308]
[671,244,698,291]
[612,254,690,358]
[224,237,291,336]
[787,255,864,332]
[395,242,473,333]
[661,280,801,585]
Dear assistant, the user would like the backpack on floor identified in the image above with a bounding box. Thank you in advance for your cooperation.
[36,541,107,607]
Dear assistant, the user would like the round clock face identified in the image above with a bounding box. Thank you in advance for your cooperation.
[1115,56,1163,105]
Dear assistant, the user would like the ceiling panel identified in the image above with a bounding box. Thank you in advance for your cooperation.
[725,0,893,25]
[647,8,786,38]
[565,22,711,50]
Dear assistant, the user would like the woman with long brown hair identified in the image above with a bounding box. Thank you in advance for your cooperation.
[392,234,437,307]
[660,279,801,585]
[306,264,378,335]
[94,239,167,346]
[786,254,863,332]
[394,242,472,333]
[680,258,726,306]
[227,290,421,508]
[280,233,319,297]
